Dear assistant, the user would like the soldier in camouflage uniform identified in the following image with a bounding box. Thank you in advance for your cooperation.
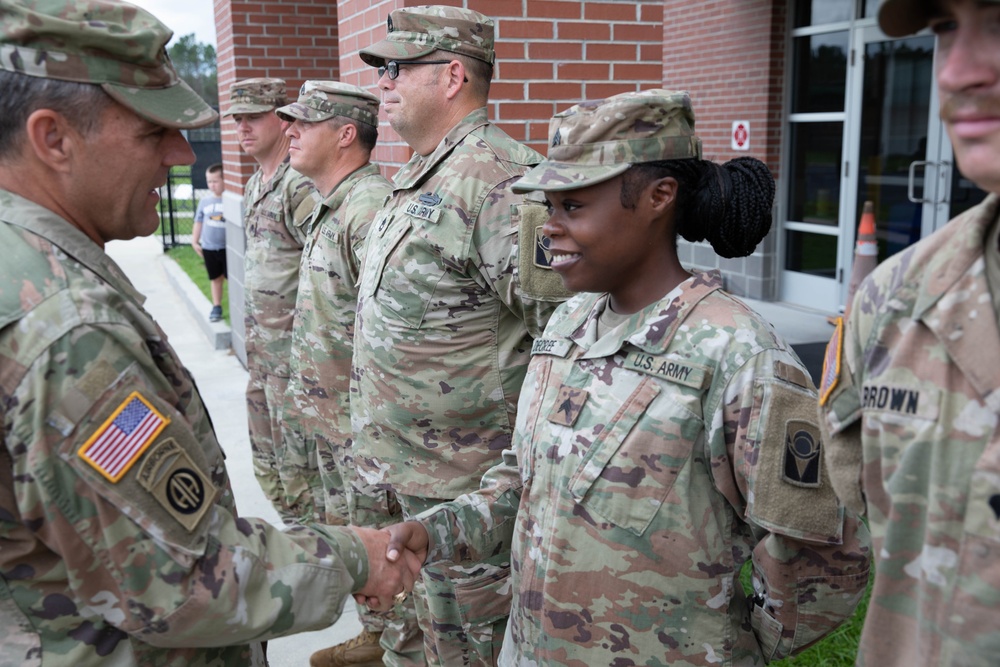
[0,2,419,665]
[351,6,570,665]
[382,90,872,665]
[818,1,1000,664]
[224,77,319,523]
[274,81,395,667]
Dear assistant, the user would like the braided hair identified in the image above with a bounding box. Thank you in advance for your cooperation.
[620,156,775,258]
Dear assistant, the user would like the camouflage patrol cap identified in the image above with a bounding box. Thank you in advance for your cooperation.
[276,81,380,127]
[224,77,287,117]
[878,0,1000,36]
[513,89,703,193]
[0,0,217,129]
[359,5,494,68]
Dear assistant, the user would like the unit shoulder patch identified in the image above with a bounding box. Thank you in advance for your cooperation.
[783,420,822,488]
[137,438,216,533]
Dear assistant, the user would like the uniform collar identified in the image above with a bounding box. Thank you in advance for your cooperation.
[317,162,383,217]
[550,270,725,359]
[913,194,1000,405]
[392,107,490,190]
[0,189,146,306]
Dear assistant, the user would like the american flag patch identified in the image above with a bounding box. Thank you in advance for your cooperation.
[78,392,169,483]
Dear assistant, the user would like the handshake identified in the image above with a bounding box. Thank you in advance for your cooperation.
[350,522,430,611]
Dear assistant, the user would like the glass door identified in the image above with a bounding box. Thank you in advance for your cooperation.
[780,4,987,312]
[849,28,936,269]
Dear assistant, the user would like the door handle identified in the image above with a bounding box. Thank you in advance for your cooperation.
[935,161,951,205]
[908,160,932,203]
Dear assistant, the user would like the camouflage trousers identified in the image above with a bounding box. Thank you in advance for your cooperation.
[398,494,510,667]
[348,474,425,665]
[246,369,300,523]
[277,407,330,525]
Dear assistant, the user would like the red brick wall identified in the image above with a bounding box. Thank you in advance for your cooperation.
[660,0,786,175]
[216,0,341,194]
[334,0,665,174]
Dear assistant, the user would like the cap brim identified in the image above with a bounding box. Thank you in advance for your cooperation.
[275,103,315,122]
[877,0,931,37]
[222,103,279,118]
[102,78,217,129]
[359,39,436,67]
[512,161,632,193]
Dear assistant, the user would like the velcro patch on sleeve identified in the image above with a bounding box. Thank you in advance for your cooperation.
[819,317,844,406]
[749,381,843,544]
[137,438,216,533]
[516,203,575,301]
[78,391,169,483]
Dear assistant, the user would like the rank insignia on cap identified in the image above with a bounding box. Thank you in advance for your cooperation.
[534,226,554,269]
[783,420,822,488]
[78,391,169,483]
[819,316,843,406]
[548,384,588,426]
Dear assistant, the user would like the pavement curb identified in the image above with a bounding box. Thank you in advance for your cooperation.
[162,255,232,351]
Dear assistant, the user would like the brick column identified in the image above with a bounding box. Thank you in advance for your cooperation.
[660,0,788,300]
[215,0,341,365]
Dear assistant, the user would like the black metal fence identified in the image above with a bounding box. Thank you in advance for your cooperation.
[158,124,222,250]
[158,170,207,249]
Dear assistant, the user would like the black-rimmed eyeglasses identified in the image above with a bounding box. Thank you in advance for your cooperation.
[378,59,453,80]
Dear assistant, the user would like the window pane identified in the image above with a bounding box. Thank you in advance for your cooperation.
[795,0,852,27]
[792,32,849,113]
[788,121,843,224]
[784,230,838,276]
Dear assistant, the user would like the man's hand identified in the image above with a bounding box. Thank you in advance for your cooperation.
[385,521,429,566]
[350,526,422,611]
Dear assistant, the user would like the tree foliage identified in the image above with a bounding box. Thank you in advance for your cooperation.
[168,34,218,107]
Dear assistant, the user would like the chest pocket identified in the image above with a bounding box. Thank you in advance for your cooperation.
[364,214,447,329]
[567,372,703,536]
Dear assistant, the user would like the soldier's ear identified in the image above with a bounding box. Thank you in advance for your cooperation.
[649,176,678,214]
[24,109,76,173]
[339,122,357,147]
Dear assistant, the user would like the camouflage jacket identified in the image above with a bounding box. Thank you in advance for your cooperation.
[819,194,1000,666]
[0,190,368,666]
[281,164,391,519]
[286,163,390,430]
[351,107,567,500]
[243,159,317,377]
[420,272,871,665]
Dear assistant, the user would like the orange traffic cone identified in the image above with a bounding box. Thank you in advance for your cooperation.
[843,201,879,320]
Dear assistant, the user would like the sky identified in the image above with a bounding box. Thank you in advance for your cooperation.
[129,0,217,47]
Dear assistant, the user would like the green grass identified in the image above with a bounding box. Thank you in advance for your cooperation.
[164,244,231,325]
[740,560,871,666]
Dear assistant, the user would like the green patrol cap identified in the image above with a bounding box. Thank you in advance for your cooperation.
[876,0,1000,37]
[359,5,494,68]
[224,77,287,117]
[513,89,703,193]
[276,80,380,127]
[0,0,217,129]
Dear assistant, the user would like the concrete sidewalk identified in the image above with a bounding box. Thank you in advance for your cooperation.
[106,235,362,667]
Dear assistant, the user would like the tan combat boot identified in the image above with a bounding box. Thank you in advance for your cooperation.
[309,629,385,667]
